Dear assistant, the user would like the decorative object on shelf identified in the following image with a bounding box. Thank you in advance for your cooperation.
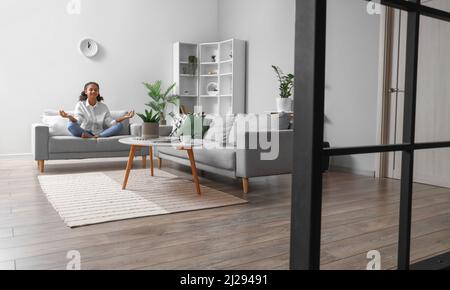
[137,109,160,139]
[188,55,198,75]
[208,70,218,75]
[143,80,179,125]
[229,51,233,59]
[79,38,99,58]
[180,105,189,114]
[272,65,294,112]
[207,82,219,96]
[211,55,216,62]
[183,90,189,95]
[182,67,188,74]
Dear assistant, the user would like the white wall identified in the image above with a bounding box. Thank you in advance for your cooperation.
[218,0,381,175]
[218,0,296,113]
[0,0,218,155]
[324,0,381,176]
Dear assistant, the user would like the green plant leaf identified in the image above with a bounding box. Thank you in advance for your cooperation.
[137,113,146,122]
[168,99,179,106]
[143,80,180,122]
[147,102,160,113]
[272,65,283,83]
[272,65,294,98]
[163,83,176,99]
[167,95,179,106]
[147,92,157,101]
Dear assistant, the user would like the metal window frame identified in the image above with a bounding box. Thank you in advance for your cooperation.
[292,0,450,270]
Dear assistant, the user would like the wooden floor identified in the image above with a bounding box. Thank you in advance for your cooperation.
[0,158,449,270]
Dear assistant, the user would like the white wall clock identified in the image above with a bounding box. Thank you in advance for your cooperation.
[79,38,99,58]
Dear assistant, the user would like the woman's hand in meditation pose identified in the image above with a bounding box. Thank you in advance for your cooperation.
[59,110,78,123]
[124,110,135,119]
[116,110,135,123]
[60,109,93,138]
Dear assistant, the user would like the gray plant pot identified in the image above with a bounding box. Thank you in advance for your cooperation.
[142,122,159,139]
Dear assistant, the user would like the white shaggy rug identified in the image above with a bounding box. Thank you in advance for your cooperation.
[38,169,247,227]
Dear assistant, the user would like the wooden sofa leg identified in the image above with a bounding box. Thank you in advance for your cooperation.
[38,160,45,173]
[142,155,147,168]
[158,158,162,169]
[242,177,249,194]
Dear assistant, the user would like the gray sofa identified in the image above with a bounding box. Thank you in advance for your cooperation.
[154,130,293,193]
[32,110,152,172]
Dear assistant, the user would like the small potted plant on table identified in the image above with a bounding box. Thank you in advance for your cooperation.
[137,109,160,139]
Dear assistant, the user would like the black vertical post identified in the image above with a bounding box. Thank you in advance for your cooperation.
[398,0,420,270]
[290,0,327,270]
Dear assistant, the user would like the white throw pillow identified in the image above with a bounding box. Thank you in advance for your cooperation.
[42,115,72,136]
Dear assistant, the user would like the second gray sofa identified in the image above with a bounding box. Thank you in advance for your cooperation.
[154,130,293,193]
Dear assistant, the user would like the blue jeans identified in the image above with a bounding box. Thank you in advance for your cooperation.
[67,122,124,138]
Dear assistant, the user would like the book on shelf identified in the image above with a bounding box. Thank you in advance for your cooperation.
[180,105,189,115]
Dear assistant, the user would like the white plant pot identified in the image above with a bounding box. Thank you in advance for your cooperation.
[276,98,293,112]
[142,123,159,139]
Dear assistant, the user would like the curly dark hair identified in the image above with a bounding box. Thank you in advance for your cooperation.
[79,82,104,102]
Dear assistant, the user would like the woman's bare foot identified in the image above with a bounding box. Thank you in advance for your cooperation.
[81,132,95,138]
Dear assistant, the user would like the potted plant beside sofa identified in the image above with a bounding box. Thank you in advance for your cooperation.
[272,65,294,112]
[137,109,160,139]
[143,80,179,125]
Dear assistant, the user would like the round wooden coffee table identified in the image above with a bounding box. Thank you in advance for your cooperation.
[119,137,203,195]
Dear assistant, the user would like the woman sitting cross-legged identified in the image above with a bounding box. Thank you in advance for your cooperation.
[59,82,134,138]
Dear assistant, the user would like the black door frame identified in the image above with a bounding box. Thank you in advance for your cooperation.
[291,0,450,270]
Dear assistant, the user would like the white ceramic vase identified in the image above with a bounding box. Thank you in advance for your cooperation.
[276,98,293,112]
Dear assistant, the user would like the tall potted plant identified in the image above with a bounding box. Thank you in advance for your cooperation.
[137,109,160,139]
[272,65,294,112]
[143,80,179,125]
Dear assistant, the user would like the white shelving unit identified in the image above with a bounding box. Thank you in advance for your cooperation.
[173,39,246,116]
[173,42,199,114]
